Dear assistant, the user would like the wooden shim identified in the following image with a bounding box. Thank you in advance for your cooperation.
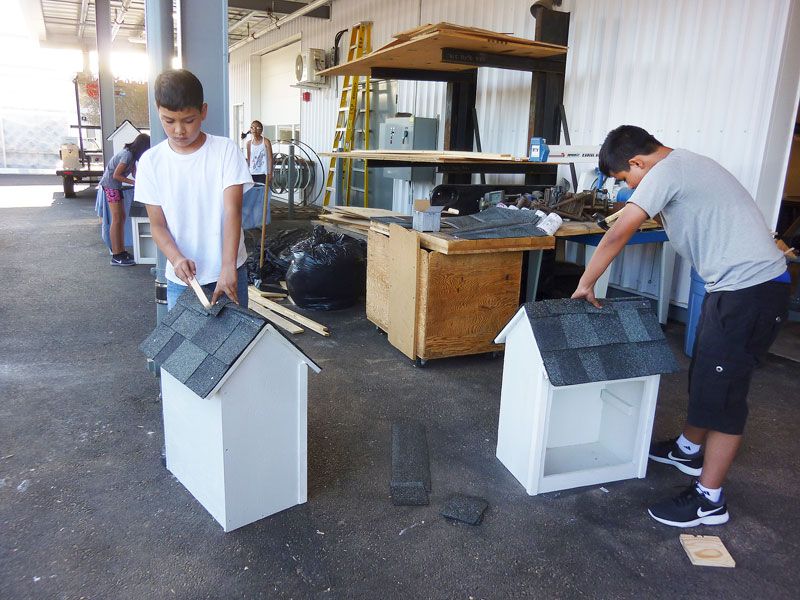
[259,292,287,298]
[679,535,735,568]
[387,224,421,359]
[188,277,212,311]
[247,301,304,335]
[248,290,330,336]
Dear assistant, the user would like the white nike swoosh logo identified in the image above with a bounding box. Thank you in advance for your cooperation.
[667,451,692,462]
[697,506,723,517]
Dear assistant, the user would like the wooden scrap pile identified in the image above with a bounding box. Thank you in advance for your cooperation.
[247,286,330,337]
[318,205,400,235]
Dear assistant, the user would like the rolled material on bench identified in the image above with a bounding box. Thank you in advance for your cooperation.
[390,422,431,506]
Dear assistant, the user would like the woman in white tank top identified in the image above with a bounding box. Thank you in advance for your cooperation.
[246,120,273,184]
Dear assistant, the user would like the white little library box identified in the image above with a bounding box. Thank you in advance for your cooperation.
[141,290,320,531]
[494,298,679,495]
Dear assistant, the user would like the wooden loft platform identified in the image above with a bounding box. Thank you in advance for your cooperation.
[317,22,568,78]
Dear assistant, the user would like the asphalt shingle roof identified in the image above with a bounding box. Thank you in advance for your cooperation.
[522,297,680,386]
[139,288,267,398]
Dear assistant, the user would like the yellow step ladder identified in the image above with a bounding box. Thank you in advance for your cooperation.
[323,22,372,207]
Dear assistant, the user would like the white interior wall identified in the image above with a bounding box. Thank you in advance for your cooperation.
[228,0,799,305]
[259,41,302,129]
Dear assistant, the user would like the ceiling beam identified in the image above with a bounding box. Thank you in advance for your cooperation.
[228,1,331,19]
[229,10,258,33]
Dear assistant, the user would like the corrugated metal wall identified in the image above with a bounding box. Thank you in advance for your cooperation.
[228,0,794,305]
[560,0,792,304]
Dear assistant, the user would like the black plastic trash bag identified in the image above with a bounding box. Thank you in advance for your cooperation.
[285,225,366,310]
[246,228,310,286]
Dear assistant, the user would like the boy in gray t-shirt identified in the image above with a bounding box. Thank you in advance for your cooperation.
[572,125,790,528]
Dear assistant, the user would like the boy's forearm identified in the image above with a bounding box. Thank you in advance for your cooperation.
[150,222,184,265]
[221,185,243,269]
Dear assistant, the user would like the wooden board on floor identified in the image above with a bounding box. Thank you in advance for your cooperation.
[247,302,304,334]
[387,224,421,359]
[679,535,735,568]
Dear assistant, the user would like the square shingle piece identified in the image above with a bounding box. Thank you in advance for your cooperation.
[161,339,207,383]
[139,325,177,359]
[214,321,262,366]
[171,308,207,340]
[190,309,242,355]
[441,494,489,525]
[184,355,229,398]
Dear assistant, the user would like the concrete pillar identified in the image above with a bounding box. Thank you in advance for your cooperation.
[94,0,115,164]
[177,0,229,137]
[145,0,175,326]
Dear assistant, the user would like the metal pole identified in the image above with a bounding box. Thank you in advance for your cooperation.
[145,0,175,329]
[288,143,295,219]
[94,0,115,164]
[179,0,228,136]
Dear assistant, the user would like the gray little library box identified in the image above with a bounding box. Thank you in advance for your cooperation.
[140,290,320,531]
[494,298,679,495]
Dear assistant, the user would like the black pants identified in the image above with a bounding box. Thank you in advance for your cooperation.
[688,280,790,434]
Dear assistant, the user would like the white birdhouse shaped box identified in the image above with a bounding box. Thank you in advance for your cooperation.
[140,289,321,532]
[494,298,679,495]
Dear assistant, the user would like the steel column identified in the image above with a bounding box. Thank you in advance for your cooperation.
[94,0,115,164]
[178,0,229,137]
[145,0,175,327]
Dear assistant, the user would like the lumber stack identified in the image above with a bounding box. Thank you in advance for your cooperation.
[318,206,402,236]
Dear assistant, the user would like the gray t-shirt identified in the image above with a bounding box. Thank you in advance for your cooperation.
[630,148,784,292]
[99,148,133,190]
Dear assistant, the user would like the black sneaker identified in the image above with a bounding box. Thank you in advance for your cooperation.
[648,437,703,476]
[111,252,135,266]
[648,483,729,527]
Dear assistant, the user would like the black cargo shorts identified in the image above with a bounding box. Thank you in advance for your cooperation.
[687,279,790,434]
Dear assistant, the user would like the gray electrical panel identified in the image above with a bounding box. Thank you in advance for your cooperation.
[378,116,438,181]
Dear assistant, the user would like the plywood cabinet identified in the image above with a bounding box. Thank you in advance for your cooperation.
[367,227,526,361]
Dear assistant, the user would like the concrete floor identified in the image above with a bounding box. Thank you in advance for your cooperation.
[1,181,799,599]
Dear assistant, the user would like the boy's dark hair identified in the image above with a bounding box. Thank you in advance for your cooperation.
[598,125,662,175]
[124,133,151,161]
[154,69,204,111]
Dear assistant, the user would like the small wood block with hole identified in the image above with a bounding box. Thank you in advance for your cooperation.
[679,535,735,568]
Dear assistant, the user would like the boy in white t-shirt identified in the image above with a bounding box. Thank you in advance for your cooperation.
[135,69,253,309]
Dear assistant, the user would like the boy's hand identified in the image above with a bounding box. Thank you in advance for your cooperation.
[173,257,197,285]
[571,283,602,308]
[212,264,239,305]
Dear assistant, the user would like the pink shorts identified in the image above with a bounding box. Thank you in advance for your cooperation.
[104,187,122,203]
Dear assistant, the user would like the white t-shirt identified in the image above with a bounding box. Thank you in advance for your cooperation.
[135,134,254,285]
[249,139,267,175]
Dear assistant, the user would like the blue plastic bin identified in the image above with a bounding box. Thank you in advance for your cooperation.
[684,268,707,357]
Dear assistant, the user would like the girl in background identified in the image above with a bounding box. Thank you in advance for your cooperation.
[246,120,273,185]
[99,133,150,266]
